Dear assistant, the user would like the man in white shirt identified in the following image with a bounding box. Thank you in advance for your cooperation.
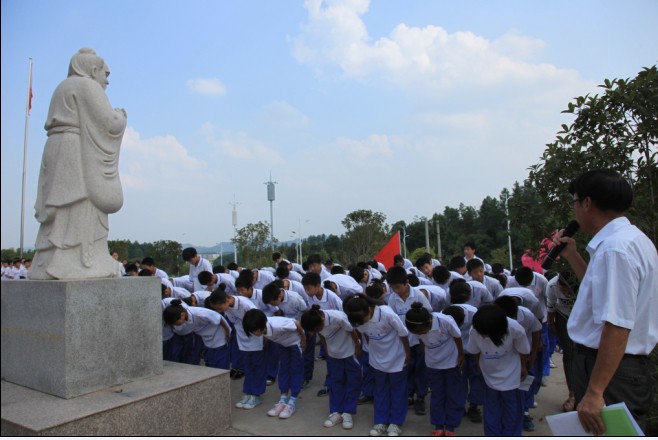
[182,247,213,292]
[553,169,658,435]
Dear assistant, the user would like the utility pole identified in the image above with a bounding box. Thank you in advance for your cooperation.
[229,195,240,264]
[505,191,513,271]
[264,172,278,250]
[424,219,430,253]
[435,220,442,261]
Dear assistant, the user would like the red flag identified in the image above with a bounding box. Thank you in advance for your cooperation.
[374,231,401,270]
[28,85,33,114]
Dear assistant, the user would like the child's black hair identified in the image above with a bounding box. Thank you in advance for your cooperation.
[514,266,534,287]
[442,305,465,327]
[343,293,383,326]
[448,255,466,271]
[432,265,451,284]
[331,265,345,275]
[494,295,519,319]
[213,265,226,274]
[300,304,324,333]
[138,268,152,277]
[181,247,197,261]
[163,299,185,326]
[365,279,386,300]
[275,264,290,279]
[206,284,230,308]
[301,271,322,287]
[141,257,155,266]
[349,265,366,284]
[405,302,432,334]
[491,273,508,288]
[449,279,471,304]
[472,304,508,347]
[198,270,213,286]
[262,281,282,304]
[226,262,238,271]
[407,272,420,287]
[243,308,267,335]
[466,258,485,273]
[386,266,408,285]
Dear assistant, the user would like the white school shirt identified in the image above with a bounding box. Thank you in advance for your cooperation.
[228,270,240,279]
[178,306,229,349]
[387,286,432,347]
[171,275,194,293]
[172,286,192,300]
[403,259,414,270]
[165,299,194,336]
[417,285,449,313]
[192,290,211,307]
[546,275,577,319]
[291,263,306,275]
[281,279,308,302]
[506,272,549,321]
[277,290,309,319]
[154,268,169,284]
[162,298,190,340]
[515,306,543,347]
[567,217,658,355]
[189,257,213,292]
[242,288,278,317]
[419,313,462,369]
[253,270,276,290]
[453,303,478,352]
[436,271,465,292]
[466,317,531,391]
[466,280,494,307]
[482,275,504,299]
[265,316,302,348]
[319,309,356,359]
[499,287,542,322]
[325,274,363,300]
[287,270,303,283]
[309,288,343,311]
[225,296,263,351]
[356,305,409,373]
[207,273,237,295]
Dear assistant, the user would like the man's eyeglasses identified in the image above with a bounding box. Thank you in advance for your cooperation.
[568,198,582,208]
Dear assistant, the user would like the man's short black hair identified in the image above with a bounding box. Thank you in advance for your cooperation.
[568,169,633,212]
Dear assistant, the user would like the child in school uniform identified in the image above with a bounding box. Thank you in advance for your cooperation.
[405,303,466,436]
[465,304,531,436]
[243,309,306,419]
[300,305,361,430]
[206,287,266,410]
[356,282,387,405]
[162,299,231,370]
[343,294,410,437]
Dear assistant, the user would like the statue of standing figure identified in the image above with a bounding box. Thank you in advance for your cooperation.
[29,48,127,280]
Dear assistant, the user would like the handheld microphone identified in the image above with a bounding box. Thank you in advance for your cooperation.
[541,220,579,270]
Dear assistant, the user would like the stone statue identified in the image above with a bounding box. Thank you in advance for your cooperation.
[29,48,127,280]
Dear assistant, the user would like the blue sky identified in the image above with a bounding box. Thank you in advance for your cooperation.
[2,0,657,250]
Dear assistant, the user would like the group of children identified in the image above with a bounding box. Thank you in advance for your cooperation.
[155,245,565,437]
[1,258,31,279]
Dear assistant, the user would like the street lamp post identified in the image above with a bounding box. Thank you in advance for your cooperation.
[505,191,513,271]
[401,227,410,259]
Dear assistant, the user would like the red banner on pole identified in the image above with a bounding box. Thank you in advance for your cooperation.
[374,231,401,270]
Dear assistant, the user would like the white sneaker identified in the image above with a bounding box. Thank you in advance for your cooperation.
[342,413,354,429]
[324,412,342,428]
[387,424,402,436]
[278,403,296,419]
[235,395,250,408]
[369,424,388,436]
[267,401,287,417]
[241,395,262,409]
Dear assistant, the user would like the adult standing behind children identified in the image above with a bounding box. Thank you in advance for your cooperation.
[552,169,658,435]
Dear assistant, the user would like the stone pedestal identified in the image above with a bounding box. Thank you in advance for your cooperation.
[1,277,162,399]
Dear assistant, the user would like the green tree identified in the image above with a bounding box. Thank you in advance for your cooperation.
[340,210,388,264]
[529,65,657,244]
[150,240,182,276]
[232,221,274,268]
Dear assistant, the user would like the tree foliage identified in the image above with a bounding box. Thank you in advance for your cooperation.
[529,65,657,244]
[232,221,274,269]
[340,210,388,263]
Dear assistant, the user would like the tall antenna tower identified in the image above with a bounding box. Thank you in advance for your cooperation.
[264,172,278,249]
[228,194,241,263]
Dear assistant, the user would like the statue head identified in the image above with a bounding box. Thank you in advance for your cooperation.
[68,48,109,89]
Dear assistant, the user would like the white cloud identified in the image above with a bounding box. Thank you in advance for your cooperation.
[200,123,284,164]
[291,0,589,96]
[120,127,205,191]
[261,101,310,130]
[186,78,226,96]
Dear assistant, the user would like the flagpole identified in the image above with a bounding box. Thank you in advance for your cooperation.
[20,58,33,259]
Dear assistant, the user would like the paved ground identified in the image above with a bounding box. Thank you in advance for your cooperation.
[224,348,570,437]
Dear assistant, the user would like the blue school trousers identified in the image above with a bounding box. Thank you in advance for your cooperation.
[277,343,304,398]
[524,343,544,411]
[543,322,557,376]
[180,333,204,365]
[360,349,374,398]
[407,344,428,399]
[373,368,408,425]
[266,338,281,378]
[303,332,316,381]
[327,355,361,415]
[242,349,267,396]
[204,343,230,369]
[427,366,467,431]
[229,321,244,371]
[465,354,484,406]
[163,334,184,362]
[483,386,524,436]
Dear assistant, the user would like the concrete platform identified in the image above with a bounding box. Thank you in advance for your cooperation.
[1,361,230,436]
